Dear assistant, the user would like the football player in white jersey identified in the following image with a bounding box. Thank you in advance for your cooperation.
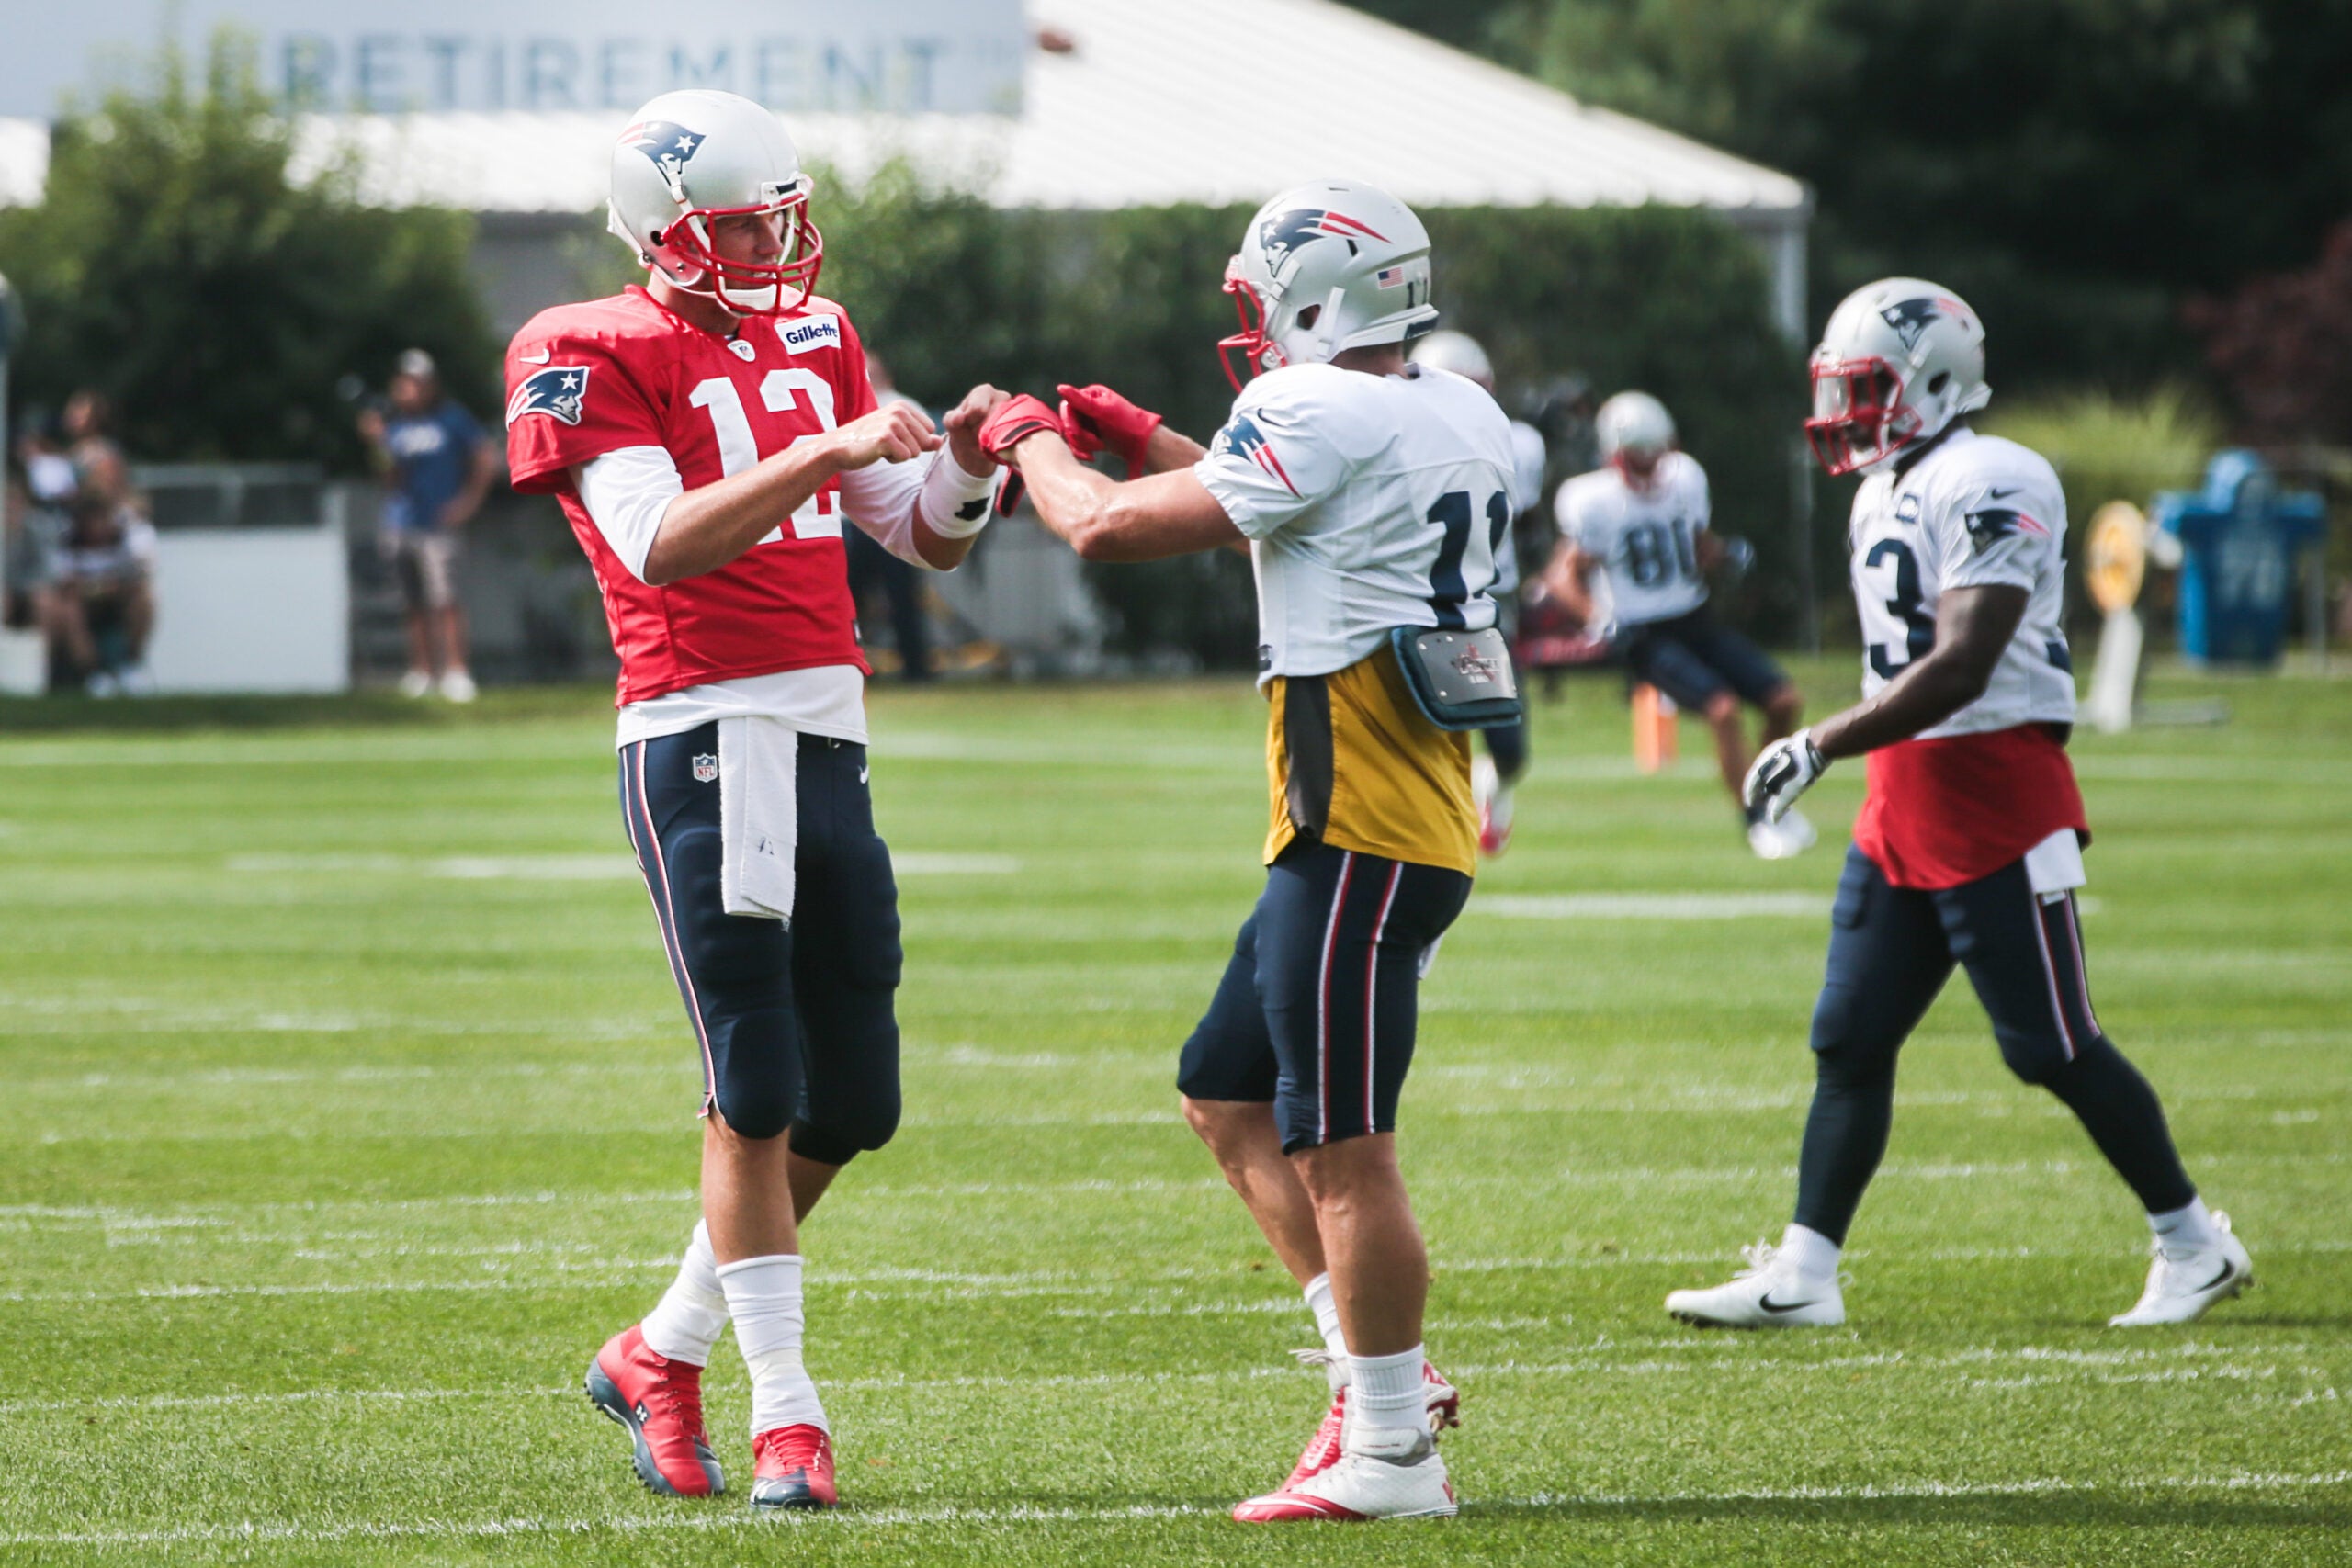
[978,180,1516,1523]
[1664,279,2251,1330]
[1408,331,1544,855]
[1548,392,1811,858]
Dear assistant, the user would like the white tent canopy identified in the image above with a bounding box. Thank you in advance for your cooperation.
[0,0,1811,333]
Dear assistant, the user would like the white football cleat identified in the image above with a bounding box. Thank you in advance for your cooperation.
[2109,1212,2253,1326]
[439,669,479,704]
[1776,806,1818,852]
[1666,1240,1845,1328]
[1233,1424,1457,1523]
[397,669,434,699]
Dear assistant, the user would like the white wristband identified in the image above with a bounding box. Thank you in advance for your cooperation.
[920,453,1000,540]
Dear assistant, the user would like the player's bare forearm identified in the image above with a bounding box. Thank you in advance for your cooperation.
[1543,543,1596,623]
[1014,434,1242,562]
[643,403,937,584]
[1140,425,1208,475]
[909,516,980,571]
[1812,584,2029,760]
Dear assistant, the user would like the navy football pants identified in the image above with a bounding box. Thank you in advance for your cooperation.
[618,724,903,1164]
[1793,846,2195,1244]
[1179,840,1472,1155]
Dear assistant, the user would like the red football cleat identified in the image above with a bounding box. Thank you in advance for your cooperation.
[752,1423,838,1510]
[584,1325,724,1497]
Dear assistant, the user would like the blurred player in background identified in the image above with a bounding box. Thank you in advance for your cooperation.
[1668,279,2251,1329]
[503,89,1005,1511]
[849,352,937,682]
[359,350,496,703]
[980,179,1514,1524]
[1547,392,1810,858]
[1408,331,1543,856]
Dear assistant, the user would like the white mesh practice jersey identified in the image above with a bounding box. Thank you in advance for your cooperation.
[1555,452,1712,626]
[1848,427,2075,738]
[1193,362,1516,682]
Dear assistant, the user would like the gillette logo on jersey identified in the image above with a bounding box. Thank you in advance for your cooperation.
[503,287,884,705]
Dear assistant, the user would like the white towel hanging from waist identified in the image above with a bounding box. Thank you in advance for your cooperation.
[717,715,797,922]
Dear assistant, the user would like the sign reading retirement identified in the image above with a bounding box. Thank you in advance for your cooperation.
[1,0,1028,119]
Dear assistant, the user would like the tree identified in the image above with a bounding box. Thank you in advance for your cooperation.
[2188,220,2352,446]
[1393,0,2352,392]
[0,36,496,468]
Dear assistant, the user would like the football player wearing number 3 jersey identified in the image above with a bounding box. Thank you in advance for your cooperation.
[1665,279,2252,1331]
[977,180,1514,1525]
[503,90,1009,1511]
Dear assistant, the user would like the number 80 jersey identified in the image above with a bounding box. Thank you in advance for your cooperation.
[1849,427,2075,737]
[504,286,877,705]
[1194,362,1518,682]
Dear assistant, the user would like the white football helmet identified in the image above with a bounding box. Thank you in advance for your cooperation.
[1220,179,1439,389]
[606,89,822,317]
[1408,330,1494,389]
[1596,391,1676,462]
[1806,277,1989,476]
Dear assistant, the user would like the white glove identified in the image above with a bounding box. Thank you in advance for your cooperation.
[1744,729,1826,823]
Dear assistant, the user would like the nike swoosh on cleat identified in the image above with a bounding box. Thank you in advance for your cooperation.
[2198,1258,2238,1293]
[1757,1291,1818,1314]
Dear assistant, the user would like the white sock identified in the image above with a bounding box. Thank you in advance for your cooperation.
[2149,1196,2222,1254]
[1780,1224,1841,1283]
[639,1221,729,1368]
[716,1254,828,1436]
[1303,1272,1350,1365]
[1347,1346,1430,1438]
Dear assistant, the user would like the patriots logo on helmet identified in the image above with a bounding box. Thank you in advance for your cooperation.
[620,120,707,182]
[1963,506,2048,553]
[1212,412,1300,496]
[1258,209,1390,271]
[1880,298,1942,352]
[505,365,592,427]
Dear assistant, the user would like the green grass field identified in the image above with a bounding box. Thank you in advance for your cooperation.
[1,660,2346,1566]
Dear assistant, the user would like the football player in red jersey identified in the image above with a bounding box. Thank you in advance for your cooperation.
[503,89,1008,1511]
[1664,279,2251,1331]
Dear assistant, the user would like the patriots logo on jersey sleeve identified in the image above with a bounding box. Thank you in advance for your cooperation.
[1963,505,2048,553]
[1212,412,1300,496]
[506,365,592,427]
[1258,209,1389,270]
[620,120,707,182]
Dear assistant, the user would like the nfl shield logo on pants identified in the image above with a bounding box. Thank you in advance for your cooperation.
[692,753,718,784]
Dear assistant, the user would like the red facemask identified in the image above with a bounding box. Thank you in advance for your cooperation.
[659,192,826,317]
[1217,266,1283,392]
[1804,355,1920,477]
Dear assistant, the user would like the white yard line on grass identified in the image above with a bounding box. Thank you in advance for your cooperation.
[1476,892,1828,920]
[0,1342,2313,1421]
[222,852,1019,879]
[2,1471,2346,1549]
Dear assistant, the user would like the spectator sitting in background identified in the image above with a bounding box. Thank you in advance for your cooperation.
[59,389,130,501]
[849,352,937,682]
[358,348,495,703]
[50,489,157,696]
[14,419,80,511]
[4,468,63,642]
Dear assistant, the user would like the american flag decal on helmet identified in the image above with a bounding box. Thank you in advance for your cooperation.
[1213,412,1299,497]
[1375,265,1409,289]
[506,365,592,427]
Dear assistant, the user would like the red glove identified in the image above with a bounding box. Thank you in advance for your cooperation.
[976,393,1064,516]
[1057,384,1163,479]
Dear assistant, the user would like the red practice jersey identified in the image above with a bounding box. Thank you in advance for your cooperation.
[504,286,879,705]
[1852,724,2088,890]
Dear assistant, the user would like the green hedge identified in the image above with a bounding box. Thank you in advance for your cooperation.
[812,179,1804,665]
